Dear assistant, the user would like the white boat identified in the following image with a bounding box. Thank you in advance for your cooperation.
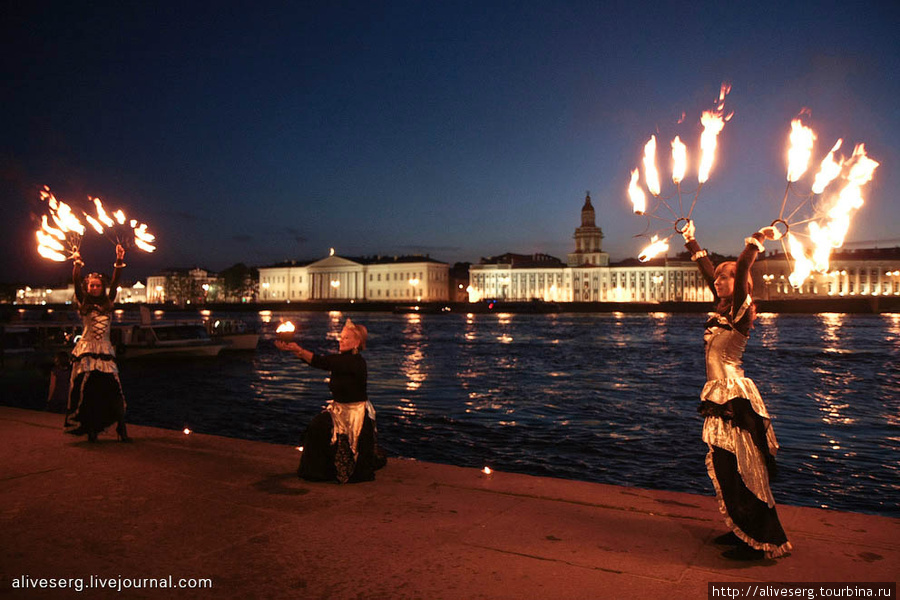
[205,319,260,351]
[117,323,228,359]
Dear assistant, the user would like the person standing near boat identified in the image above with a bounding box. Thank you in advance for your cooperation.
[65,244,130,443]
[276,319,384,483]
[681,219,791,560]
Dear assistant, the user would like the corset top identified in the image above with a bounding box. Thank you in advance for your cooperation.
[704,315,748,381]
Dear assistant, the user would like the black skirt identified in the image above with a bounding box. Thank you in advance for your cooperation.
[66,371,125,435]
[298,411,385,483]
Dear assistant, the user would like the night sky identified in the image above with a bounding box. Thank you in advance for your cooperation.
[3,0,899,284]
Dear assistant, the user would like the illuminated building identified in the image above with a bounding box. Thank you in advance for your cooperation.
[754,247,900,299]
[468,193,714,303]
[258,253,450,302]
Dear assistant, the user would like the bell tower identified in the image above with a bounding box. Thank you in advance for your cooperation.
[568,192,609,267]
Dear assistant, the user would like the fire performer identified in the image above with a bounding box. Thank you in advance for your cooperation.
[681,220,791,560]
[276,319,385,483]
[65,244,130,443]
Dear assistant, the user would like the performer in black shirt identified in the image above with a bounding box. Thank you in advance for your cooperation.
[277,319,384,482]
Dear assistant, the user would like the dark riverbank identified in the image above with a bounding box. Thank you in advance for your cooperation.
[2,406,898,599]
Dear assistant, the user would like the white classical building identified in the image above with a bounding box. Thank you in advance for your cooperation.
[753,247,900,299]
[258,252,450,302]
[468,193,715,303]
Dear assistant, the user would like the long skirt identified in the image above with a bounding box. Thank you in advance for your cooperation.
[702,398,791,558]
[298,412,384,483]
[66,371,126,436]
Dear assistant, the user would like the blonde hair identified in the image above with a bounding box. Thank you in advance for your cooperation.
[343,319,368,351]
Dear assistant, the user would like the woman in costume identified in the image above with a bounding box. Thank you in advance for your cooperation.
[65,244,130,443]
[682,220,791,560]
[276,319,384,483]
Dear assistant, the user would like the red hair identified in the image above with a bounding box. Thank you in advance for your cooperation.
[714,261,756,326]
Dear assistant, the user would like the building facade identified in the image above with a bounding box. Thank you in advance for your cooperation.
[146,268,222,305]
[14,281,147,305]
[753,247,900,299]
[468,193,714,303]
[258,253,450,302]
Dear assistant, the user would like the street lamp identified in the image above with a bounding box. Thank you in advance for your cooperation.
[408,277,420,302]
[261,281,270,300]
[330,279,341,299]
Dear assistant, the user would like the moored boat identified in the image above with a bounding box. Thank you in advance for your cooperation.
[117,323,228,359]
[205,319,260,351]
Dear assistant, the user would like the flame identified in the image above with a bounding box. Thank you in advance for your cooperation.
[697,83,731,184]
[35,187,87,261]
[275,321,296,333]
[787,144,879,287]
[811,139,844,194]
[40,215,65,241]
[92,197,115,227]
[638,235,669,262]
[114,209,127,225]
[37,244,68,262]
[786,233,813,288]
[628,169,646,215]
[642,135,660,196]
[36,229,65,251]
[84,213,105,234]
[133,223,156,252]
[671,136,687,184]
[786,119,816,182]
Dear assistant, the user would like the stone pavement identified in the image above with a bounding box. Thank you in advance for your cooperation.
[1,406,897,599]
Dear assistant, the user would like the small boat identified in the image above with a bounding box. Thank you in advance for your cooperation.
[205,319,260,351]
[117,323,228,359]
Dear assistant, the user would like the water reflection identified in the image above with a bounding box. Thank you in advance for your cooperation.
[818,312,845,347]
[756,312,778,349]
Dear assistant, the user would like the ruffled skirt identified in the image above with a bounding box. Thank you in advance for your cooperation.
[700,396,792,558]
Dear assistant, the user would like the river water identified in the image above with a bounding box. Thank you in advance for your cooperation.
[4,309,899,517]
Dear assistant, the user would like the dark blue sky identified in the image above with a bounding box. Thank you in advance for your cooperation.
[3,0,899,283]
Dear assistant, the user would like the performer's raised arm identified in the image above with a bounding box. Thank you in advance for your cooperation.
[72,251,85,304]
[733,226,779,322]
[109,244,126,302]
[681,220,716,296]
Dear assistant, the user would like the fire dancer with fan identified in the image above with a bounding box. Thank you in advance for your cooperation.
[65,244,131,443]
[681,219,791,560]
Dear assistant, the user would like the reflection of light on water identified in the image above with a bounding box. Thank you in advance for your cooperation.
[200,309,211,317]
[883,313,900,338]
[818,312,845,345]
[497,334,513,344]
[405,313,421,325]
[497,312,512,325]
[649,312,668,320]
[757,312,778,348]
[258,310,272,323]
